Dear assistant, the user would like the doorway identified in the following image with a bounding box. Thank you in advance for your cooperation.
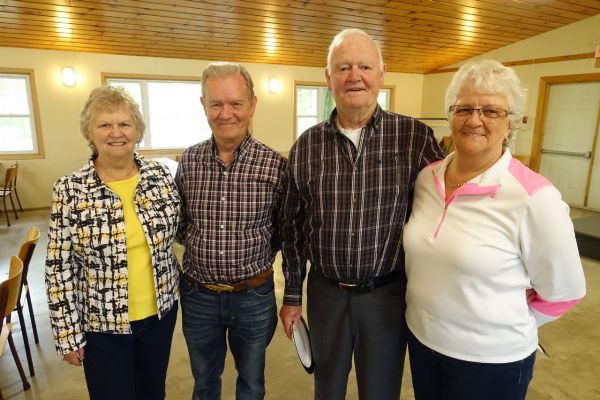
[531,73,600,209]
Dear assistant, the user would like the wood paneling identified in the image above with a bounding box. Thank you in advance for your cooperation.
[0,0,599,72]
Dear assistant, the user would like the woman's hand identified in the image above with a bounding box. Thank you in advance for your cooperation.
[63,348,85,366]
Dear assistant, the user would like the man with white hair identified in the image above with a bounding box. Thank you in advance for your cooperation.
[279,29,443,399]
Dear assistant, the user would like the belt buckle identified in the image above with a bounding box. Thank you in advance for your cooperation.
[338,282,362,293]
[204,283,235,293]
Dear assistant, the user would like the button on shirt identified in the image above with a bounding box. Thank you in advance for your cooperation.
[282,106,444,305]
[176,135,287,283]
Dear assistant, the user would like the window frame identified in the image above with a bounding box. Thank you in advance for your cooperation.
[0,68,45,160]
[293,81,395,142]
[101,72,205,156]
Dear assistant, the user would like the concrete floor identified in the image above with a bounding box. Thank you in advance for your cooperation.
[1,209,599,399]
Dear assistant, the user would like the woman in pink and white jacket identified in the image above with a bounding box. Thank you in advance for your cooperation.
[403,59,586,400]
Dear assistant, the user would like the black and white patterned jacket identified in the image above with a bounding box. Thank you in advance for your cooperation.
[45,155,181,354]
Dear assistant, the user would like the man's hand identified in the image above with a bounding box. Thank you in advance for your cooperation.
[63,348,85,366]
[279,305,302,340]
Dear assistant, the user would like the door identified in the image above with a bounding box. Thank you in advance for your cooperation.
[587,109,600,209]
[538,82,600,206]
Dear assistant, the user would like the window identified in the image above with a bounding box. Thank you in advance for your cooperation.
[294,83,393,138]
[104,74,208,152]
[0,69,44,159]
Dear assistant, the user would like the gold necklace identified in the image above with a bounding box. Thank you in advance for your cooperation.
[445,151,503,189]
[445,180,467,188]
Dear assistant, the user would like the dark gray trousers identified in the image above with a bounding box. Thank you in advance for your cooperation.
[307,267,407,400]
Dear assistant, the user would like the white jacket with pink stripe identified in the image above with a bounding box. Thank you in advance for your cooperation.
[404,150,586,363]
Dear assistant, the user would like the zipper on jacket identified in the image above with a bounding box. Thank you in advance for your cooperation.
[433,195,457,239]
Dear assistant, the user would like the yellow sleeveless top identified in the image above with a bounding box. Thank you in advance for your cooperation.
[106,173,158,321]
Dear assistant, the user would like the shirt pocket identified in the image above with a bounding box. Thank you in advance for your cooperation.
[365,152,403,191]
[74,198,120,259]
[233,176,275,231]
[365,152,404,209]
[137,185,181,248]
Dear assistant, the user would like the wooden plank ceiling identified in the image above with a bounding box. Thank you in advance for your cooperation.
[1,0,600,73]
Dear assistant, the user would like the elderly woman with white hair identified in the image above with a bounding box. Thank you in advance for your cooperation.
[403,60,586,399]
[46,86,181,400]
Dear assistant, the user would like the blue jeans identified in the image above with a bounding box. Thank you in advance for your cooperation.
[83,302,178,400]
[180,275,277,400]
[408,329,536,400]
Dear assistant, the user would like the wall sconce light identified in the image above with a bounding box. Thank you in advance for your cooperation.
[268,77,282,94]
[61,67,77,87]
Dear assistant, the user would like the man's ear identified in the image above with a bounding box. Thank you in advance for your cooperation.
[249,96,258,117]
[325,69,332,90]
[200,96,208,115]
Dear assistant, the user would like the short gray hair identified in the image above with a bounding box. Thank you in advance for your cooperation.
[445,59,527,143]
[201,62,255,100]
[80,86,145,156]
[327,28,384,72]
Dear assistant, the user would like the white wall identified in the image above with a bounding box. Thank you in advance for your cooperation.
[0,47,423,209]
[421,14,600,156]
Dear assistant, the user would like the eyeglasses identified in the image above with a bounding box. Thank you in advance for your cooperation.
[449,105,511,119]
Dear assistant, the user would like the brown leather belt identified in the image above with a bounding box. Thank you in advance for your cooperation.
[183,268,273,293]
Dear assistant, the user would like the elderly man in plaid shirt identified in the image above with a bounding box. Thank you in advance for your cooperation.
[279,29,443,399]
[176,62,287,400]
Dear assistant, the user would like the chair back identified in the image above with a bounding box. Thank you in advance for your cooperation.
[13,161,20,183]
[17,227,40,277]
[1,256,24,321]
[17,227,40,297]
[2,165,18,191]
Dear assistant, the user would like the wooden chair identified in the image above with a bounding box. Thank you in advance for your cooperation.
[0,256,31,399]
[0,165,19,227]
[12,162,24,212]
[513,154,531,167]
[14,226,41,377]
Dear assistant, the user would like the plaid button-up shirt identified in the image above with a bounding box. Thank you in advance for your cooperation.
[282,106,444,305]
[176,135,287,283]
